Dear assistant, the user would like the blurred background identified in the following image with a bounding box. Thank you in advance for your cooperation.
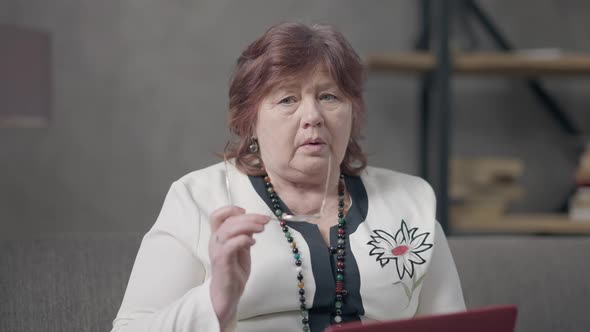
[2,0,590,239]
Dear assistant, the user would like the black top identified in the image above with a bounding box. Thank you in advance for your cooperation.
[249,174,369,332]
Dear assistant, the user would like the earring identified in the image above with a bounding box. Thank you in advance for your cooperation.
[249,137,259,153]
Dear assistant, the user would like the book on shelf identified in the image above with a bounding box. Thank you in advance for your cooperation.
[569,188,590,221]
[569,143,590,221]
[451,158,524,185]
[451,157,524,224]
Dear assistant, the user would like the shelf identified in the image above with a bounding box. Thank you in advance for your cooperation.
[366,52,590,76]
[0,115,49,128]
[452,213,590,235]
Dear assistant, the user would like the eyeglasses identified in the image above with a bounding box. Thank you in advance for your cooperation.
[223,141,332,222]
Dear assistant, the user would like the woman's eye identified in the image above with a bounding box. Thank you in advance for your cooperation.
[320,94,337,101]
[279,96,297,104]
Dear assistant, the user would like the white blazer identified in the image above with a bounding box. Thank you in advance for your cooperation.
[112,161,465,332]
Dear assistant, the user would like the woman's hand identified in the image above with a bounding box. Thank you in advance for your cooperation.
[208,206,271,329]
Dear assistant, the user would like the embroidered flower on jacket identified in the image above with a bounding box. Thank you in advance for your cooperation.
[367,220,433,280]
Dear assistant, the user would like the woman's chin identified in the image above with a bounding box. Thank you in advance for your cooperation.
[291,156,331,176]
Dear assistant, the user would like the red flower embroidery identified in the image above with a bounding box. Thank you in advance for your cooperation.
[367,220,433,279]
[392,245,410,256]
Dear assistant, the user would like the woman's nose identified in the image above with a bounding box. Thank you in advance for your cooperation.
[301,99,324,128]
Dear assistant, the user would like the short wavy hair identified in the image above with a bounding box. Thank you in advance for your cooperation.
[225,22,367,176]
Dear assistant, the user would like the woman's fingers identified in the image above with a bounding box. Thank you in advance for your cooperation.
[208,207,270,328]
[210,205,246,232]
[215,214,270,243]
[219,234,256,256]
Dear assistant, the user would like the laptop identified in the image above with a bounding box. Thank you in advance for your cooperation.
[324,305,517,332]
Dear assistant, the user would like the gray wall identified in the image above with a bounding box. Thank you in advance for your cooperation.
[1,0,589,238]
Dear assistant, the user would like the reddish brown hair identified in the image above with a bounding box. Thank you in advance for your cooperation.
[225,22,367,175]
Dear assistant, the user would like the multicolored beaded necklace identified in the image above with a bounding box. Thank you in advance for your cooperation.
[263,173,347,331]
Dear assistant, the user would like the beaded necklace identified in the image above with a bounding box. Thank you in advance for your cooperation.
[263,173,347,331]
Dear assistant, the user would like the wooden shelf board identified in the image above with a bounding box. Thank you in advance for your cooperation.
[366,52,590,76]
[0,115,49,128]
[452,213,590,234]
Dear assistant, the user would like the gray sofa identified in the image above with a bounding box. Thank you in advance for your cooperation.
[1,233,589,332]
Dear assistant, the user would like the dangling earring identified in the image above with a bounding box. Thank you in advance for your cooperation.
[249,137,259,153]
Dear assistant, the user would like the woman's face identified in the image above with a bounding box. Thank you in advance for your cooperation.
[255,67,353,182]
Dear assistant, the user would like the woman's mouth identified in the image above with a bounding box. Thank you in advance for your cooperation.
[300,141,326,153]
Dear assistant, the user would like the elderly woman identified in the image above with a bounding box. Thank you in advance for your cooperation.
[111,22,465,332]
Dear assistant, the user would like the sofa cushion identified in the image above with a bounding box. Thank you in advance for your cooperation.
[448,236,590,332]
[2,233,589,332]
[0,233,141,332]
